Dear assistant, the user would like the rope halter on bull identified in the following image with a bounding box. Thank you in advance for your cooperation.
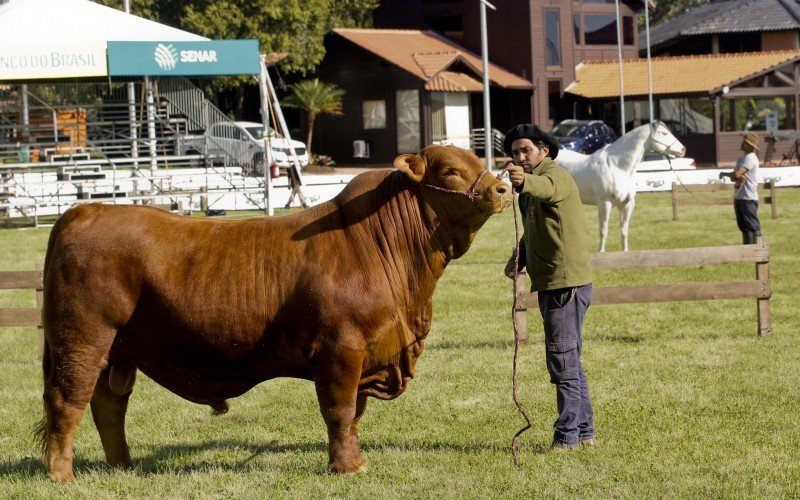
[495,164,535,466]
[420,170,492,216]
[422,165,534,465]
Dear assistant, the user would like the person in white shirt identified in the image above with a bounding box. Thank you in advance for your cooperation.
[719,132,761,244]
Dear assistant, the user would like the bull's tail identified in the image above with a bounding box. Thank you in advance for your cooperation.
[33,338,51,456]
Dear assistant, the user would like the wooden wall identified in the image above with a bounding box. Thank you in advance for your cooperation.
[315,36,425,166]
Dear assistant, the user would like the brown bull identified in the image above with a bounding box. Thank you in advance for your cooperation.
[37,145,512,482]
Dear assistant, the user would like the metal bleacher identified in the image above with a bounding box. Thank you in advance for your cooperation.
[0,80,272,225]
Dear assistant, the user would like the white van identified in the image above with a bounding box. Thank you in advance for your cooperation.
[178,121,309,173]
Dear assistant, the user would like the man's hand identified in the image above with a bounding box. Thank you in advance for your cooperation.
[504,258,518,279]
[506,162,526,187]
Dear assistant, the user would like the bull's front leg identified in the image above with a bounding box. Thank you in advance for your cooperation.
[313,344,368,474]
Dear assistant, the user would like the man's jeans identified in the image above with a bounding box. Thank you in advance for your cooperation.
[538,283,594,447]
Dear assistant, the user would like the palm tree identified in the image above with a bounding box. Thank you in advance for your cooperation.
[282,79,345,153]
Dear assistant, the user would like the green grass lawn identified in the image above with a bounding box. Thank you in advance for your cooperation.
[1,189,799,498]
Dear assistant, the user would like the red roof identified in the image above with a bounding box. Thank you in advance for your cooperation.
[333,28,532,91]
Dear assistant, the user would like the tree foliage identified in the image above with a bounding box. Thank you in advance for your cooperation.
[281,79,344,152]
[96,0,378,74]
[639,0,710,30]
[94,1,376,116]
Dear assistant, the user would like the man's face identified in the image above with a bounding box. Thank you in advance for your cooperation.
[741,139,755,153]
[512,138,548,172]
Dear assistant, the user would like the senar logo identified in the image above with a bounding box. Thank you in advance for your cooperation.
[154,43,179,71]
[180,50,217,63]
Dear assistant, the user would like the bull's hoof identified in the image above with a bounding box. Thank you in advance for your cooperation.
[210,400,229,415]
[328,458,368,474]
[48,468,75,483]
[107,458,135,470]
[46,456,76,483]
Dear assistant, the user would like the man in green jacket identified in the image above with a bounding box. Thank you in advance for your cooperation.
[503,124,595,451]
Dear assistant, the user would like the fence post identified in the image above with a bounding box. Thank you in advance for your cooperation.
[35,263,44,359]
[769,180,777,219]
[756,237,772,336]
[513,273,528,345]
[671,182,679,221]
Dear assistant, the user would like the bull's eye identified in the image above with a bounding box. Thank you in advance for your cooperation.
[444,168,459,177]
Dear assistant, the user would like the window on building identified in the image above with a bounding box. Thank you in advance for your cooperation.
[396,90,420,154]
[621,100,654,130]
[584,14,617,45]
[720,96,795,132]
[573,14,581,45]
[623,16,634,45]
[362,100,386,129]
[659,98,714,135]
[545,10,561,67]
[719,32,761,53]
[548,80,562,121]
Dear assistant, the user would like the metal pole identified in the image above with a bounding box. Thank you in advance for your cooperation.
[258,54,274,216]
[615,0,626,134]
[123,1,138,168]
[265,67,304,186]
[480,0,496,170]
[145,76,157,170]
[21,84,29,141]
[644,0,654,123]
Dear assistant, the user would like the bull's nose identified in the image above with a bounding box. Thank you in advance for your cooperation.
[493,182,513,212]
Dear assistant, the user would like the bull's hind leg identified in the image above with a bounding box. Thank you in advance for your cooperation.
[313,345,368,474]
[90,362,136,469]
[40,325,117,483]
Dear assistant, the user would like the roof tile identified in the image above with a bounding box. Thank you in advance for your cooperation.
[642,0,800,51]
[425,71,484,92]
[333,28,531,89]
[566,50,800,98]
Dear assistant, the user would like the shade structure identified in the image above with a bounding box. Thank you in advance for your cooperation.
[0,0,208,80]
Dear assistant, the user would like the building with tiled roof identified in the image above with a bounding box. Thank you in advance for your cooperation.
[372,0,643,133]
[313,28,534,165]
[641,0,800,56]
[563,50,800,166]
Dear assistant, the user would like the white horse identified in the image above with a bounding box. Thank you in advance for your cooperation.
[555,121,686,252]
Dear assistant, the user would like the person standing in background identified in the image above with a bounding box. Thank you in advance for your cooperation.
[719,132,761,244]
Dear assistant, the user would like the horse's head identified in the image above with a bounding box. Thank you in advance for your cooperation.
[648,121,686,158]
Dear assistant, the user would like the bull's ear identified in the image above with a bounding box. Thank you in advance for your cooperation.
[394,153,426,182]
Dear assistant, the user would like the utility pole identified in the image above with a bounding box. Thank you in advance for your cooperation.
[615,0,626,134]
[124,0,138,167]
[644,0,654,123]
[480,0,496,170]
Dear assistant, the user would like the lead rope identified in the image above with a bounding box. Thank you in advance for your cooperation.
[496,166,534,466]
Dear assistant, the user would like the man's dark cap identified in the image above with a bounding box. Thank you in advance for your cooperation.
[503,124,559,159]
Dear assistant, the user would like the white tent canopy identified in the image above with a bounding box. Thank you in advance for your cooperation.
[0,0,208,79]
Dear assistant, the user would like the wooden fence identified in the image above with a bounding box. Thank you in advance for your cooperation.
[671,180,777,221]
[513,239,772,342]
[0,264,44,357]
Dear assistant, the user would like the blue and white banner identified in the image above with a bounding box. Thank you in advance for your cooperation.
[107,40,260,76]
[0,44,107,79]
